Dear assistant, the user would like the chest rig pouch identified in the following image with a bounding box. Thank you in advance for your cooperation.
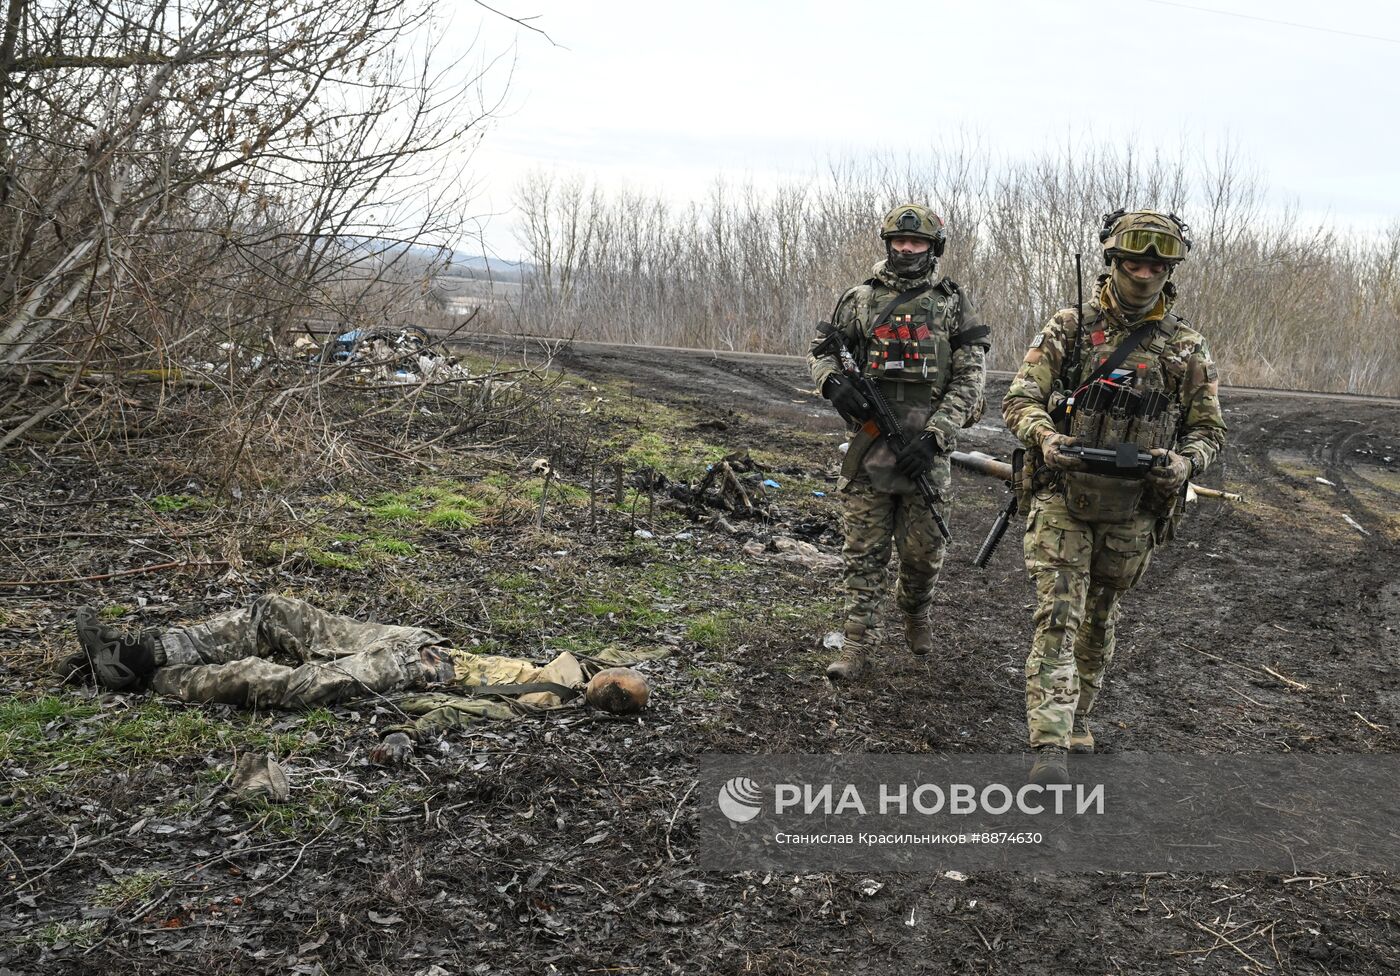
[1061,318,1182,524]
[838,280,954,491]
[860,282,953,392]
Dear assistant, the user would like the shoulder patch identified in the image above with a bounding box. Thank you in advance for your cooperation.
[1028,334,1045,349]
[1204,361,1218,382]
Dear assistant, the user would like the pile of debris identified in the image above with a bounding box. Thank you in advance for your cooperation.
[298,326,474,384]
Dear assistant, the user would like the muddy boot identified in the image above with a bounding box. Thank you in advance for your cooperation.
[902,609,933,657]
[826,622,870,682]
[1069,714,1095,754]
[74,606,160,691]
[1028,745,1070,785]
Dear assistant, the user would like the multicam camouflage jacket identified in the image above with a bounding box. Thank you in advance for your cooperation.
[1002,278,1227,477]
[808,260,990,494]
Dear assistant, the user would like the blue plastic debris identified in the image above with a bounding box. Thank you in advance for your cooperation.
[762,479,780,489]
[813,491,826,497]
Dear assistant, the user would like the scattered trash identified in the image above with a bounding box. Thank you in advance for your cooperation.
[230,753,289,803]
[943,870,968,882]
[813,491,826,497]
[1315,476,1335,487]
[673,532,694,541]
[822,631,844,650]
[740,536,841,571]
[858,879,883,897]
[1342,514,1370,536]
[306,325,476,385]
[633,529,654,540]
[772,535,841,571]
[762,479,781,489]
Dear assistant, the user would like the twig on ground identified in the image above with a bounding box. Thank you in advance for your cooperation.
[0,559,228,588]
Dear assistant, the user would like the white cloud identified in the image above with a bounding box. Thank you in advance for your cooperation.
[452,0,1400,257]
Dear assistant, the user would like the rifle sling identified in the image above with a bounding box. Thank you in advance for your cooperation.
[871,282,932,330]
[459,681,581,702]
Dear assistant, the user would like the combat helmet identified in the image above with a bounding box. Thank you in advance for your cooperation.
[1099,209,1192,266]
[880,203,946,277]
[880,203,947,255]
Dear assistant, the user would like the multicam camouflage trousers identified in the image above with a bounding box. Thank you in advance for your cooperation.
[150,595,447,709]
[842,479,948,633]
[1022,492,1157,747]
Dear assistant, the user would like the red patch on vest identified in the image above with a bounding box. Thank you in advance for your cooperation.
[1091,330,1106,345]
[874,325,895,340]
[914,325,931,340]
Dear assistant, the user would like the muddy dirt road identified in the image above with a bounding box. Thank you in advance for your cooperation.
[4,333,1399,975]
[463,334,1400,972]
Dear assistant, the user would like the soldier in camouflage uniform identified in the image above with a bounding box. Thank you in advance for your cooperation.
[808,204,990,680]
[1001,209,1226,782]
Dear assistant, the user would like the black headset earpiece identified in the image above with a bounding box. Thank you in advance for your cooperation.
[1098,208,1126,244]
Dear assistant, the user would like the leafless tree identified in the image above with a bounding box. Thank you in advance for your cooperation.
[512,145,1400,396]
[0,0,510,453]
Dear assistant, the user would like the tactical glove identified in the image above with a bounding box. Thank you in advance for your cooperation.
[1146,449,1192,492]
[822,374,872,425]
[895,431,942,479]
[1038,430,1086,471]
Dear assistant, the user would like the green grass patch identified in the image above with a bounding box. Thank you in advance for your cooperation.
[150,493,208,513]
[304,547,367,572]
[0,697,316,783]
[361,536,415,557]
[686,612,739,651]
[98,604,127,620]
[490,570,533,592]
[425,504,482,530]
[368,500,417,522]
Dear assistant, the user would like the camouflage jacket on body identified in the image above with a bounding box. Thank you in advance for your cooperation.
[1002,278,1227,477]
[808,260,990,495]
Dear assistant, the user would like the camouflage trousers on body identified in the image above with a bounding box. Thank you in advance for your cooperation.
[841,479,948,633]
[1022,492,1157,748]
[151,595,448,710]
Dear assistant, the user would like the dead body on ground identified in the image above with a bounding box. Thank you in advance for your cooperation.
[63,595,657,763]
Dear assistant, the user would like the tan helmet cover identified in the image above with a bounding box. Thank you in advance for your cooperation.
[880,203,945,243]
[585,667,651,714]
[1101,209,1190,264]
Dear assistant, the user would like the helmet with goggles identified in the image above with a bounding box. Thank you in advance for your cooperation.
[1099,209,1192,265]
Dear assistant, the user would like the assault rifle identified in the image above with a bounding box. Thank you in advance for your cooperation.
[814,328,952,542]
[973,449,1023,568]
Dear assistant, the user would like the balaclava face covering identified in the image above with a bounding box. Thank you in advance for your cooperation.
[886,241,933,279]
[1110,258,1169,317]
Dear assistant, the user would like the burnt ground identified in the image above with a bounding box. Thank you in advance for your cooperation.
[2,336,1399,975]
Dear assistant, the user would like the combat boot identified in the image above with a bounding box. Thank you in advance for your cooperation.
[826,622,870,682]
[1028,746,1070,785]
[902,609,933,657]
[1069,714,1095,754]
[74,606,160,691]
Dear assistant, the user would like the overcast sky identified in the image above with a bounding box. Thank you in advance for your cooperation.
[450,0,1400,259]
